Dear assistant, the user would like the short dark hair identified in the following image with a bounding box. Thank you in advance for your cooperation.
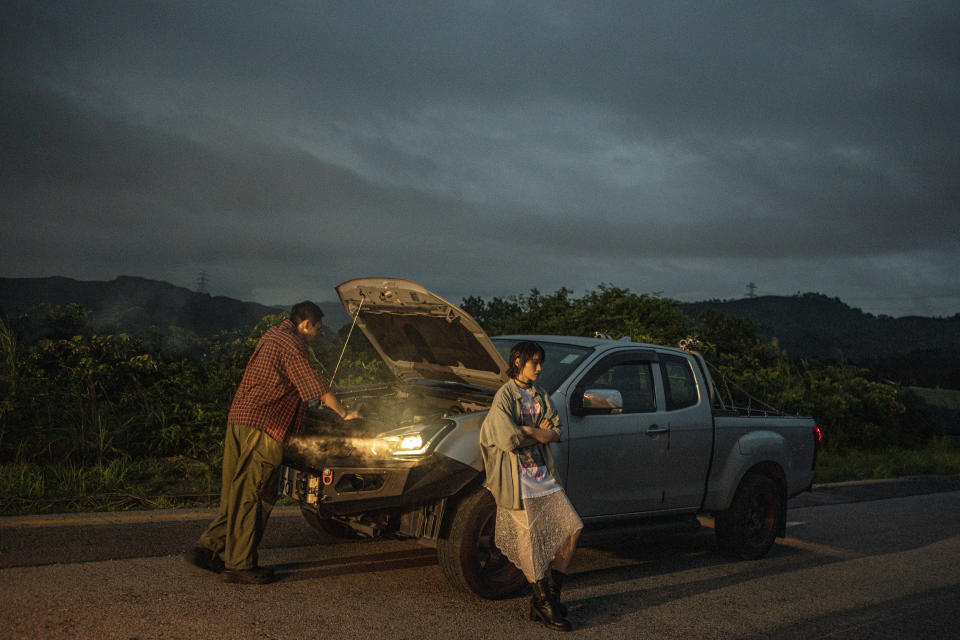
[506,341,546,378]
[290,301,324,325]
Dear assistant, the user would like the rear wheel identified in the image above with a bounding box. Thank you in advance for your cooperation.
[715,472,783,560]
[437,486,525,599]
[300,507,361,539]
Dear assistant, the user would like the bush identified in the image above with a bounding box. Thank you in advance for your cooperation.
[0,306,391,468]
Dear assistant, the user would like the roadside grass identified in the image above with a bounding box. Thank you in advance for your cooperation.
[3,437,959,515]
[814,436,960,484]
[0,456,221,515]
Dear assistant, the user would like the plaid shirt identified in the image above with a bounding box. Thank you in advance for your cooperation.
[227,319,330,444]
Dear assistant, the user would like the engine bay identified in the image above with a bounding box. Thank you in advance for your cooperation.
[284,381,493,466]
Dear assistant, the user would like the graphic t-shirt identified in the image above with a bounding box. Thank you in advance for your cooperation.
[516,386,561,499]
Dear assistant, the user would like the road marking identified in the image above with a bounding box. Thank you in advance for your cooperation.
[776,536,864,559]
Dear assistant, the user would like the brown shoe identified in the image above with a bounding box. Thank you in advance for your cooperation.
[221,566,275,584]
[184,546,224,574]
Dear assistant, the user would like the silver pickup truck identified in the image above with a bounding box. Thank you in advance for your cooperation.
[280,278,820,598]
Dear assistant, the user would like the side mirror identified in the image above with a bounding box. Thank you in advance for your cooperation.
[571,388,623,416]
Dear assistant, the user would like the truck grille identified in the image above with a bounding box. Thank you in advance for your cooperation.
[280,465,389,506]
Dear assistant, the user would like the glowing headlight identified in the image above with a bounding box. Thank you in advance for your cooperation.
[399,434,424,451]
[375,420,454,457]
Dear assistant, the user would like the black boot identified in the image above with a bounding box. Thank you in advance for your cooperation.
[545,569,568,617]
[529,579,572,632]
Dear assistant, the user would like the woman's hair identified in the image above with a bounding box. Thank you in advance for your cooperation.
[506,341,546,378]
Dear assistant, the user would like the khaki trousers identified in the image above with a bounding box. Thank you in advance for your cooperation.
[197,423,283,570]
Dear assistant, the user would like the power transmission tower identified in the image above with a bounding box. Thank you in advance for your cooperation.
[196,271,209,294]
[745,282,757,299]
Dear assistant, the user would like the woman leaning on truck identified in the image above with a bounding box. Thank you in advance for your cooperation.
[479,340,583,632]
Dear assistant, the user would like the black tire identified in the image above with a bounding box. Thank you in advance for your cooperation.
[436,486,526,599]
[714,472,783,560]
[300,507,361,539]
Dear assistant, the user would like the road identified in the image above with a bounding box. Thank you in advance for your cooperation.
[1,477,958,639]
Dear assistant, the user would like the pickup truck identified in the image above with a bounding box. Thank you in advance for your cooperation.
[280,278,820,599]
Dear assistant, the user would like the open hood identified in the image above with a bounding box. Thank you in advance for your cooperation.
[336,278,509,389]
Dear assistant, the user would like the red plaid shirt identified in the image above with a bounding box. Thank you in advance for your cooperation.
[228,319,330,444]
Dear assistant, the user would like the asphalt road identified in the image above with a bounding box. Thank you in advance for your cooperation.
[1,477,958,639]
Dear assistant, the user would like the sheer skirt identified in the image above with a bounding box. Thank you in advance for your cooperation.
[495,489,583,582]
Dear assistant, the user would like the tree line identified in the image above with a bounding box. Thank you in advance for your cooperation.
[0,287,941,468]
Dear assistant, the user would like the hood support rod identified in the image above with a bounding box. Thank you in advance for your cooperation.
[329,294,365,385]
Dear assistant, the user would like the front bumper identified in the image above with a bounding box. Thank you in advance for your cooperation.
[279,453,479,516]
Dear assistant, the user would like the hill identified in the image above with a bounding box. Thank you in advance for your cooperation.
[0,276,346,337]
[681,293,960,388]
[681,293,960,362]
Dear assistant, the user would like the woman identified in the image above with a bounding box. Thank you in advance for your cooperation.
[480,341,583,632]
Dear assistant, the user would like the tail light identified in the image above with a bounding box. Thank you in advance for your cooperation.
[812,426,823,469]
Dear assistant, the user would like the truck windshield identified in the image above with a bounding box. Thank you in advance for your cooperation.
[491,338,593,393]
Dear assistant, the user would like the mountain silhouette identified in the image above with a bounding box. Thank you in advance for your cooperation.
[0,275,348,337]
[681,292,959,363]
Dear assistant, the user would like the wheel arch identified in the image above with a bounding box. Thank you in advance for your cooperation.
[703,429,789,514]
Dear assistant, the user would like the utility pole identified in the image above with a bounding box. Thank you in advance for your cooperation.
[745,282,757,299]
[196,270,209,294]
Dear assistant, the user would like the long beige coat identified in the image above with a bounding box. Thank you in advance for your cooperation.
[479,380,563,510]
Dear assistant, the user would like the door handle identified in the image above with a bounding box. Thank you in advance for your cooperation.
[645,424,670,436]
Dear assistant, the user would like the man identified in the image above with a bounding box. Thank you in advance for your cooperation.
[185,301,359,584]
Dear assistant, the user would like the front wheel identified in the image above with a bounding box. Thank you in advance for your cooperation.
[714,472,783,560]
[436,486,525,599]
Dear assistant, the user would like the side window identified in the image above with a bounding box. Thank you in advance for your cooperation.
[660,354,699,411]
[580,360,656,413]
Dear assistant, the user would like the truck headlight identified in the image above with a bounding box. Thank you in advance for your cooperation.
[375,420,455,457]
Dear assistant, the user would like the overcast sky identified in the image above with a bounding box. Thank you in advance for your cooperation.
[2,1,958,318]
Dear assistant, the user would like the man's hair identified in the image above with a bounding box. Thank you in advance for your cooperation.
[290,301,324,325]
[506,340,546,378]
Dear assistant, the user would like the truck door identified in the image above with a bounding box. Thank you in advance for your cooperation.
[564,350,665,517]
[657,352,713,510]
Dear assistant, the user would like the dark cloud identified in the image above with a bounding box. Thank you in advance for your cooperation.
[2,1,958,317]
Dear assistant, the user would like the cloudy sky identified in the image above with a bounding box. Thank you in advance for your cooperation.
[2,1,958,317]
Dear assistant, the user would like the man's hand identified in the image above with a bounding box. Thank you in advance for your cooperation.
[318,391,361,422]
